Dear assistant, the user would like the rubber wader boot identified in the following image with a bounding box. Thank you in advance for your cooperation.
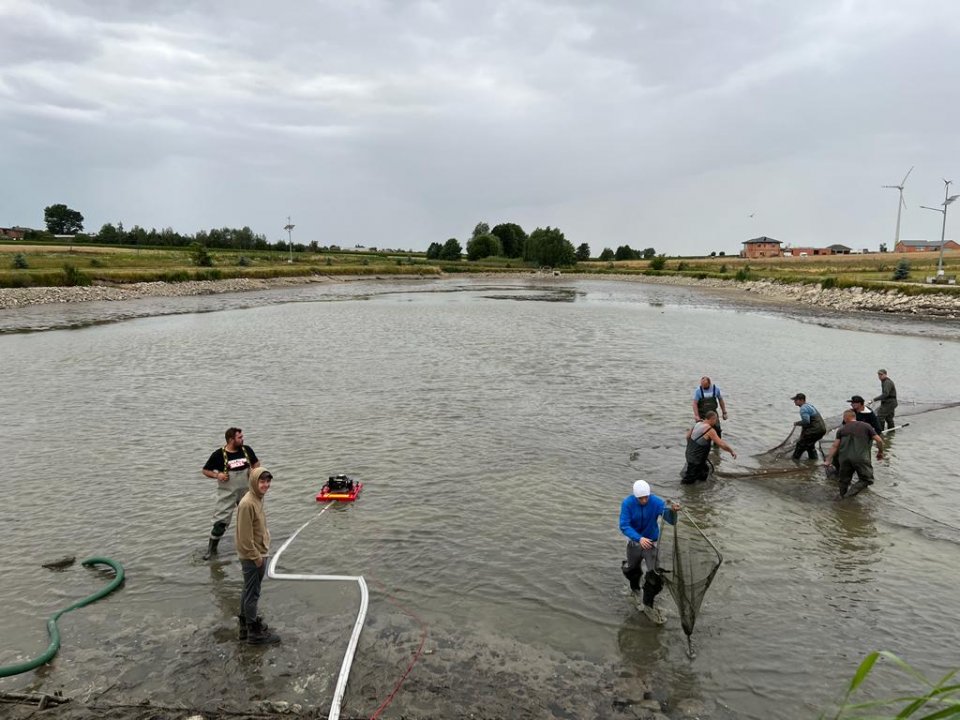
[643,604,666,625]
[202,537,220,561]
[238,615,269,641]
[247,619,281,645]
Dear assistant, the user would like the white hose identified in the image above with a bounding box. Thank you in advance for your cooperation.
[267,502,368,720]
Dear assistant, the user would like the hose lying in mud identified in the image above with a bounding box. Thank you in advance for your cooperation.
[267,503,368,720]
[0,557,125,679]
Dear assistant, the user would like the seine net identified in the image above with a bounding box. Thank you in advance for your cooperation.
[718,398,960,480]
[655,511,722,638]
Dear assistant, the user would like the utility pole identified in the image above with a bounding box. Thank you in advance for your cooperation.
[284,217,295,264]
[920,180,958,278]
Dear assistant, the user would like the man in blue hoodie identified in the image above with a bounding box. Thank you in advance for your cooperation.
[620,480,681,624]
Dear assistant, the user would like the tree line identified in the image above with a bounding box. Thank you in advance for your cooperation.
[37,204,659,265]
[427,222,598,267]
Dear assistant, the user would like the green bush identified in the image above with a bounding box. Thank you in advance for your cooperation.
[190,242,213,267]
[237,255,251,267]
[892,260,910,280]
[734,267,752,281]
[89,257,103,267]
[821,276,838,289]
[677,261,688,271]
[719,264,728,274]
[12,253,28,269]
[62,264,92,286]
[649,256,667,271]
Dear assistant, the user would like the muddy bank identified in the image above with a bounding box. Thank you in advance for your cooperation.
[0,275,347,310]
[3,271,960,318]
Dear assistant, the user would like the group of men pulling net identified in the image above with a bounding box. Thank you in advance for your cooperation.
[627,394,960,651]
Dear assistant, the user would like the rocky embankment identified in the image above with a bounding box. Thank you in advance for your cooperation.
[0,275,339,310]
[2,272,960,318]
[586,274,960,318]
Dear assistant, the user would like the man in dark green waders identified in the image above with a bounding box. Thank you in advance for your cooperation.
[692,376,728,438]
[874,369,898,430]
[201,427,260,560]
[823,410,885,499]
[790,393,827,460]
[682,411,736,483]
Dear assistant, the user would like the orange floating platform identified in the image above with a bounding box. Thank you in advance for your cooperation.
[316,474,363,502]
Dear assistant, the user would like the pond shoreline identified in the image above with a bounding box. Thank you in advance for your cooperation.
[1,271,960,320]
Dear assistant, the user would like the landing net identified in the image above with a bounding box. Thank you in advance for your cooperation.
[656,511,722,640]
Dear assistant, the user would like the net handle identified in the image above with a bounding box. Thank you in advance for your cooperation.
[677,509,724,563]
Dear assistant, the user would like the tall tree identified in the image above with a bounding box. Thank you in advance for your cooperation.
[472,221,490,238]
[466,233,502,260]
[426,241,443,259]
[575,243,591,261]
[439,237,462,261]
[491,223,527,258]
[524,226,576,267]
[44,204,84,234]
[599,247,615,261]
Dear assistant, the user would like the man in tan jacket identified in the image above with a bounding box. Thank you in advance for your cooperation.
[236,466,280,645]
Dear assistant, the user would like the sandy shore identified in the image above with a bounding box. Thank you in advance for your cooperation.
[2,271,960,318]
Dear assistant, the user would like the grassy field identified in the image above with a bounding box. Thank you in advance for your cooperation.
[0,242,448,287]
[2,240,960,294]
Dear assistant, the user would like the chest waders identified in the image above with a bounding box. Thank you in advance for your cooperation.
[619,504,666,622]
[683,424,713,484]
[877,379,899,430]
[204,446,252,559]
[697,389,722,437]
[837,430,875,498]
[793,411,827,460]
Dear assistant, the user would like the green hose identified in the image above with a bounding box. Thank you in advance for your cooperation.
[0,556,125,678]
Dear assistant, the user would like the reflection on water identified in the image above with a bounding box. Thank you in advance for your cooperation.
[2,276,960,719]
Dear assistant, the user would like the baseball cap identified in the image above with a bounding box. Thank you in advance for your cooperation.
[848,395,865,404]
[790,393,805,401]
[633,480,651,498]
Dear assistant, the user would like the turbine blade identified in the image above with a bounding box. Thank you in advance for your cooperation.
[901,166,914,185]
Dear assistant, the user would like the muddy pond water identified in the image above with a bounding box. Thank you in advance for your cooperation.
[2,276,959,719]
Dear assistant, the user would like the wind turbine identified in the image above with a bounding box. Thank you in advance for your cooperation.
[882,166,913,249]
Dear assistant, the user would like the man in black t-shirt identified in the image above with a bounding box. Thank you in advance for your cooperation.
[201,427,260,559]
[848,395,882,434]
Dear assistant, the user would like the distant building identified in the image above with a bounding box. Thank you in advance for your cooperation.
[786,246,832,257]
[741,236,782,259]
[828,244,852,254]
[0,227,26,240]
[895,239,960,253]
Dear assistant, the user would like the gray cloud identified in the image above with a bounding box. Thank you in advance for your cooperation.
[1,0,958,253]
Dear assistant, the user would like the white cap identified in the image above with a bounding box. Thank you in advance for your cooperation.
[633,480,651,498]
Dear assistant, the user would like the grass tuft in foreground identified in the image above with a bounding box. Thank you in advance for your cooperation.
[821,651,960,719]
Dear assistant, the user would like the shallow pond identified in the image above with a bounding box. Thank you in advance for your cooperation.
[2,277,959,719]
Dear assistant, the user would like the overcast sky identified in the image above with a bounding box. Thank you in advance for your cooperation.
[1,0,958,255]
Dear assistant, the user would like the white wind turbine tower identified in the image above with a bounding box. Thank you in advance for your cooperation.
[882,166,913,249]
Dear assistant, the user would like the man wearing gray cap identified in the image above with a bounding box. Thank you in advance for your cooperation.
[873,370,898,430]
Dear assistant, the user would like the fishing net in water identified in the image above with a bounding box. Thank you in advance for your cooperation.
[739,398,960,476]
[655,511,722,639]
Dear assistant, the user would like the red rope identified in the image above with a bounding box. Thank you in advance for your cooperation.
[364,576,429,720]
